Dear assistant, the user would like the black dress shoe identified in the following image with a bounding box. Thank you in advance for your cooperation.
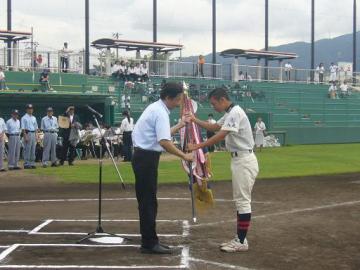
[0,168,6,172]
[59,161,64,166]
[31,166,36,169]
[68,162,74,166]
[14,167,21,170]
[51,163,58,167]
[140,244,173,254]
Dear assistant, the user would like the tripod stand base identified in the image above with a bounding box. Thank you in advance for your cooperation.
[77,226,129,244]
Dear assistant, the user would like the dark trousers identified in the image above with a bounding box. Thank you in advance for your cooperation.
[132,148,161,248]
[122,131,133,161]
[206,131,215,152]
[61,57,69,72]
[61,138,76,163]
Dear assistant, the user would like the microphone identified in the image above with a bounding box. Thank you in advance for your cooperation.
[86,105,103,118]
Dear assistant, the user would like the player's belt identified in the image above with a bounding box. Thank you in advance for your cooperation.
[44,131,57,133]
[231,149,253,157]
[8,133,20,136]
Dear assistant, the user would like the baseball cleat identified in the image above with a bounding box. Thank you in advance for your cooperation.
[220,237,248,252]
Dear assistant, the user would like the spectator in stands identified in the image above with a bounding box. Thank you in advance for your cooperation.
[39,69,53,92]
[197,55,205,77]
[239,71,245,81]
[119,60,127,81]
[134,63,141,81]
[340,81,351,98]
[328,81,338,99]
[120,110,134,162]
[128,63,137,82]
[254,117,266,152]
[140,62,149,82]
[206,114,216,152]
[60,42,71,73]
[284,62,293,81]
[36,54,43,69]
[329,62,338,83]
[316,63,325,83]
[0,67,8,91]
[111,60,121,79]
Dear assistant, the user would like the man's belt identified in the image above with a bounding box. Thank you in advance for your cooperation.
[134,147,161,155]
[231,149,253,157]
[8,133,20,136]
[25,130,35,133]
[44,131,57,133]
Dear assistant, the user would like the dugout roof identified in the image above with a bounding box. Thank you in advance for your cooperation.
[220,49,298,61]
[0,30,32,41]
[91,38,183,53]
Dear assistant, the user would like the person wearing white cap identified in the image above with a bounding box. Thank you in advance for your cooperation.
[6,110,21,170]
[41,107,59,167]
[0,112,7,172]
[21,104,39,169]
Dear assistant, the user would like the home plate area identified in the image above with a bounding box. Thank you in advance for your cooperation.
[0,219,191,269]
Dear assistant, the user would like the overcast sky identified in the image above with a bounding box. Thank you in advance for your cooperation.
[0,0,357,57]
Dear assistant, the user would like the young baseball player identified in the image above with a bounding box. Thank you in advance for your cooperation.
[187,87,259,252]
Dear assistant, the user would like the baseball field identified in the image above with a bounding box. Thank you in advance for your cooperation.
[0,143,359,269]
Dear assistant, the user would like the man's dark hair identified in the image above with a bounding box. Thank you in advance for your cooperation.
[160,82,183,100]
[208,113,213,117]
[208,87,230,101]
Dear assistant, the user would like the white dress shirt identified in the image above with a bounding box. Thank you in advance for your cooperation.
[132,99,171,152]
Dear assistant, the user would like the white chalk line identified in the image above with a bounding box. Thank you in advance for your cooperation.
[0,266,186,269]
[191,200,360,228]
[0,244,19,261]
[32,232,182,237]
[28,219,53,234]
[0,198,272,204]
[0,244,187,269]
[0,219,186,238]
[0,229,30,233]
[182,220,190,237]
[180,246,190,268]
[189,257,253,270]
[53,219,185,223]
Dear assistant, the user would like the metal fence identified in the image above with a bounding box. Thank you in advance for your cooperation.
[0,47,85,73]
[1,46,359,84]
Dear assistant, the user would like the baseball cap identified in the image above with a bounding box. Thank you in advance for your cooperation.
[47,107,53,111]
[26,104,33,109]
[11,109,19,115]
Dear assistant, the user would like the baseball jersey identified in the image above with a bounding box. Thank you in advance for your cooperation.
[217,105,254,152]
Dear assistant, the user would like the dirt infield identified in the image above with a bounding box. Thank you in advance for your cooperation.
[0,171,359,269]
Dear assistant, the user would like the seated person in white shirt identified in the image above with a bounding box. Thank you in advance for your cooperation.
[339,81,350,98]
[239,71,245,81]
[140,62,149,82]
[127,63,137,82]
[134,63,142,81]
[111,60,121,79]
[328,82,338,99]
[119,60,127,81]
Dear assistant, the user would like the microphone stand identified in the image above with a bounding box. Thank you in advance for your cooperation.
[77,109,128,244]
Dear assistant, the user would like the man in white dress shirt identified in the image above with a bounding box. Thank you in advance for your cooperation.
[132,82,193,254]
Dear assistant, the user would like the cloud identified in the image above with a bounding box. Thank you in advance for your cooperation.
[0,0,358,57]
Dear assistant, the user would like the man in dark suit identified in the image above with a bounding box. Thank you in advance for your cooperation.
[59,106,81,166]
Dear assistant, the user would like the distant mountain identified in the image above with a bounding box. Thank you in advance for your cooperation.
[182,31,360,70]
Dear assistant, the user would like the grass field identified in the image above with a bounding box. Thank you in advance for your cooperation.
[29,143,360,184]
